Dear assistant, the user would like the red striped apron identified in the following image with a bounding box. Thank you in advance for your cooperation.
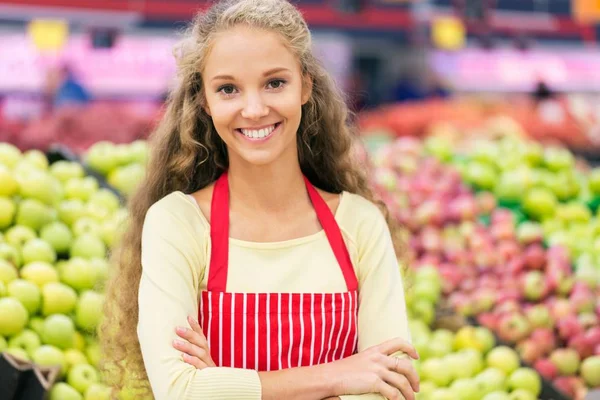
[198,172,359,371]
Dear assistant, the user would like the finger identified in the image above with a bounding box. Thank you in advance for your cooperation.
[173,339,210,361]
[375,338,419,359]
[386,357,420,392]
[382,370,414,400]
[176,326,208,349]
[376,380,404,400]
[187,315,207,339]
[181,353,209,370]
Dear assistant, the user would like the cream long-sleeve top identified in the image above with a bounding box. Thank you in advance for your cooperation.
[138,190,411,400]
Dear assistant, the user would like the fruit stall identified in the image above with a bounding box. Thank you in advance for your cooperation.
[0,103,600,400]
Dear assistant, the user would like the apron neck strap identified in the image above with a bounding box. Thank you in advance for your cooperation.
[207,172,358,292]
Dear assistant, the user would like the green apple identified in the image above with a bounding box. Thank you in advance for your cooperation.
[508,389,536,400]
[0,242,22,268]
[0,297,28,336]
[42,282,77,316]
[486,346,520,375]
[62,258,98,291]
[75,291,104,332]
[73,217,102,237]
[0,142,22,168]
[89,189,120,212]
[84,383,111,400]
[0,196,16,229]
[8,329,41,356]
[58,199,86,227]
[50,161,85,183]
[40,221,74,254]
[411,281,441,304]
[4,225,37,248]
[543,146,574,171]
[21,238,57,264]
[5,346,30,361]
[522,187,557,220]
[85,342,101,368]
[507,367,541,397]
[68,363,100,394]
[474,327,496,354]
[16,199,56,231]
[42,314,75,349]
[33,344,66,374]
[0,335,6,351]
[73,331,86,352]
[70,234,106,260]
[85,141,120,175]
[64,348,89,371]
[7,279,41,314]
[0,164,19,196]
[65,177,99,202]
[17,169,63,205]
[428,388,454,400]
[23,150,49,170]
[550,348,580,376]
[29,316,45,336]
[465,161,498,190]
[589,168,600,195]
[421,358,453,387]
[450,378,479,400]
[50,382,82,400]
[84,202,111,223]
[482,392,510,400]
[107,163,145,196]
[581,355,600,387]
[0,280,5,296]
[89,258,109,289]
[21,261,59,288]
[0,259,18,284]
[475,368,507,395]
[128,140,148,164]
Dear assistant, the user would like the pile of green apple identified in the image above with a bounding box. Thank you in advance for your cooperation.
[0,142,128,399]
[406,266,544,400]
[84,140,148,197]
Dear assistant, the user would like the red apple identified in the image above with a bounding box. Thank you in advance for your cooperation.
[568,333,595,359]
[570,285,596,314]
[578,312,599,329]
[534,358,558,380]
[551,298,575,320]
[558,315,585,340]
[530,328,558,354]
[523,244,546,270]
[585,327,600,347]
[553,376,577,398]
[498,313,531,343]
[517,338,545,364]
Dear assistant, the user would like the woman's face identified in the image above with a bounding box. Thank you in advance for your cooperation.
[202,25,311,168]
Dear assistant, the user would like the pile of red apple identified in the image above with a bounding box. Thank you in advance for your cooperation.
[369,137,600,399]
[0,142,126,399]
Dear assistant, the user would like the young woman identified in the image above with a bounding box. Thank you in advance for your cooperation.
[101,0,419,399]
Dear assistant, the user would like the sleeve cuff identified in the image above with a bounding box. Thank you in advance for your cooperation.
[185,367,262,400]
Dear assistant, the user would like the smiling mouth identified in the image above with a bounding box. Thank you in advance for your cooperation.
[236,122,281,140]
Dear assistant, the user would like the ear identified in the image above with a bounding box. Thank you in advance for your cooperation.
[301,75,313,105]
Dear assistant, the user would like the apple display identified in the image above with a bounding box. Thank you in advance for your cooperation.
[40,221,74,254]
[21,238,57,264]
[49,382,83,400]
[42,282,78,316]
[20,261,59,288]
[68,363,100,394]
[42,314,76,349]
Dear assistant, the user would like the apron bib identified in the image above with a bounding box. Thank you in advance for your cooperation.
[198,172,359,371]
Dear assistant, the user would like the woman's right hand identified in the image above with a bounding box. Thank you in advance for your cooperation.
[326,337,420,400]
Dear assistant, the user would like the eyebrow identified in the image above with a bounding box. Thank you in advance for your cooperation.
[211,67,292,82]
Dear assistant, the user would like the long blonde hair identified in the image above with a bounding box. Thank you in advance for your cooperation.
[100,0,404,396]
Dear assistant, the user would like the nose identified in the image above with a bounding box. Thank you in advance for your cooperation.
[241,92,269,120]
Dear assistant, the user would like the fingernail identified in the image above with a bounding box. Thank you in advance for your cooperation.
[176,327,186,334]
[173,339,184,346]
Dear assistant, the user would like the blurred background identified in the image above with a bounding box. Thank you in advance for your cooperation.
[2,2,600,400]
[1,0,600,157]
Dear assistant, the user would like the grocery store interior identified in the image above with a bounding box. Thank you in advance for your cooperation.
[1,0,600,399]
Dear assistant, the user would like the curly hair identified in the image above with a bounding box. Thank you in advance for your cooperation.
[99,0,405,396]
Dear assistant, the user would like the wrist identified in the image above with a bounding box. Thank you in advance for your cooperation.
[318,359,341,398]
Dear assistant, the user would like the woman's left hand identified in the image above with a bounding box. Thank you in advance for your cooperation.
[173,315,216,369]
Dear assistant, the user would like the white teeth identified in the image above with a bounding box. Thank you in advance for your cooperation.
[241,124,277,139]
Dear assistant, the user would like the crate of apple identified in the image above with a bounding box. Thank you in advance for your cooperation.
[83,140,148,197]
[0,142,128,399]
[406,268,546,400]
